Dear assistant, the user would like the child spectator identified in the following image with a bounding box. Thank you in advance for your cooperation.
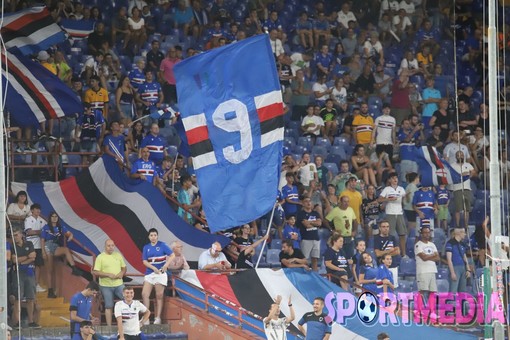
[376,254,395,297]
[358,252,378,293]
[351,239,366,292]
[282,215,302,249]
[436,184,450,231]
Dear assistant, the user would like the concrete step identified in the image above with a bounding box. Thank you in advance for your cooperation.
[11,325,188,339]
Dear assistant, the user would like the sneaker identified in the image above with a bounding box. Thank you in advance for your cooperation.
[153,317,161,325]
[142,319,150,326]
[25,145,38,153]
[28,322,41,328]
[47,289,57,298]
[36,284,46,292]
[15,146,23,153]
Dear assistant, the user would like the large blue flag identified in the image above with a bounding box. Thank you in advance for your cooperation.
[415,145,469,186]
[174,34,284,232]
[1,6,67,55]
[1,50,82,127]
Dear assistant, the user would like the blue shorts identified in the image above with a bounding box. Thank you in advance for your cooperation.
[100,285,124,309]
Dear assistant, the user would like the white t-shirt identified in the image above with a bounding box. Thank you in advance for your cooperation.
[264,317,288,340]
[443,142,470,163]
[270,38,285,57]
[398,57,419,75]
[399,0,416,14]
[24,215,46,249]
[7,203,31,218]
[114,299,148,336]
[312,82,329,101]
[379,185,405,215]
[363,40,383,57]
[374,114,396,145]
[392,15,412,32]
[301,115,325,136]
[337,11,357,28]
[448,162,474,191]
[299,163,318,186]
[414,240,438,274]
[290,53,310,76]
[331,86,347,105]
[127,17,145,30]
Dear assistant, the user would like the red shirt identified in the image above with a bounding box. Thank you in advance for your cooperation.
[390,79,410,109]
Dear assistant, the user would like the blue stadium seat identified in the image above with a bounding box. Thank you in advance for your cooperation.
[437,279,449,292]
[285,128,299,140]
[333,136,349,146]
[286,120,301,131]
[436,267,448,279]
[330,145,346,157]
[315,137,331,150]
[368,96,382,110]
[284,136,296,149]
[397,279,414,293]
[325,153,343,166]
[292,144,309,155]
[270,239,282,250]
[266,249,281,267]
[324,162,339,176]
[406,237,415,258]
[311,145,328,158]
[399,258,416,278]
[297,136,313,150]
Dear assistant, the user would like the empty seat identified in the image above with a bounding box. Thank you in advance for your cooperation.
[297,136,313,150]
[324,162,339,176]
[334,136,349,146]
[315,137,331,150]
[270,239,282,250]
[266,249,281,267]
[437,279,449,292]
[399,258,416,278]
[311,145,328,158]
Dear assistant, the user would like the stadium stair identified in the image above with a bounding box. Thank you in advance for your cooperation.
[36,292,70,327]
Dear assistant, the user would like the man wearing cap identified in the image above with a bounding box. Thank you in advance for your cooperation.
[371,103,396,164]
[37,50,57,75]
[198,242,232,270]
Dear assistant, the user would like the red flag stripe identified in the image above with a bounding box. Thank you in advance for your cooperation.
[196,271,242,306]
[186,125,210,145]
[3,8,48,31]
[257,102,284,122]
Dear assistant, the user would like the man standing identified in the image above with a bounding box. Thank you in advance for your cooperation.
[279,239,309,269]
[83,75,109,120]
[340,177,363,228]
[130,147,157,185]
[325,195,357,258]
[159,47,181,105]
[352,102,374,150]
[92,239,127,327]
[298,197,322,271]
[412,185,437,233]
[371,103,396,164]
[115,286,150,340]
[198,242,232,270]
[448,150,476,228]
[70,281,100,337]
[24,203,46,293]
[146,40,165,74]
[414,227,439,300]
[264,295,295,340]
[281,172,301,218]
[378,172,407,256]
[103,121,129,168]
[445,228,471,293]
[297,297,332,340]
[11,229,40,328]
[374,221,401,276]
[140,123,168,166]
[136,70,164,117]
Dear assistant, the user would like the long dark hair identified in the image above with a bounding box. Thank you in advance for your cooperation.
[48,211,62,234]
[15,191,28,205]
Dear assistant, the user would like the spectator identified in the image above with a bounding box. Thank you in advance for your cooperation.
[298,196,322,271]
[140,123,168,165]
[413,185,437,233]
[7,190,30,230]
[362,184,383,238]
[24,203,46,293]
[425,125,446,154]
[155,156,173,194]
[115,286,150,340]
[279,239,309,269]
[415,19,440,55]
[198,242,232,270]
[448,151,476,228]
[282,215,302,249]
[414,226,439,301]
[69,281,100,338]
[358,251,378,293]
[141,228,173,325]
[103,121,129,168]
[352,102,374,147]
[378,173,407,256]
[362,32,384,65]
[92,239,127,327]
[340,176,364,225]
[81,51,105,87]
[290,50,313,77]
[136,70,164,119]
[325,195,357,258]
[324,232,351,290]
[429,98,451,142]
[398,50,420,76]
[319,99,338,142]
[315,44,334,79]
[374,64,392,98]
[403,172,420,231]
[296,12,313,49]
[167,241,190,272]
[173,0,193,38]
[351,145,377,186]
[313,12,332,49]
[264,295,295,339]
[351,239,366,290]
[337,3,357,32]
[301,104,324,141]
[190,0,209,39]
[177,174,201,224]
[397,118,421,182]
[446,228,471,293]
[416,45,434,75]
[390,69,411,125]
[83,75,109,120]
[87,22,109,55]
[330,78,348,113]
[127,120,145,154]
[282,172,301,217]
[128,58,146,89]
[331,160,357,195]
[377,332,391,340]
[54,51,72,85]
[111,6,131,49]
[314,155,330,191]
[269,29,284,58]
[392,9,413,40]
[374,219,402,278]
[297,297,332,339]
[130,147,157,184]
[115,75,136,125]
[372,103,396,160]
[264,10,283,34]
[435,183,450,231]
[376,254,395,296]
[72,320,100,340]
[236,234,269,269]
[443,130,470,164]
[41,212,80,298]
[159,48,180,105]
[290,70,313,121]
[75,103,105,165]
[127,7,146,55]
[11,229,40,328]
[456,98,478,133]
[342,28,358,58]
[421,77,442,127]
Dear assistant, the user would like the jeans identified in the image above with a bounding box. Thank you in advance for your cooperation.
[449,265,467,293]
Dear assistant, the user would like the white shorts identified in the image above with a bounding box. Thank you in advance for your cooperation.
[144,272,168,286]
[416,272,437,292]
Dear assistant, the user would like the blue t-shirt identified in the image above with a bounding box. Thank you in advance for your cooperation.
[281,184,299,216]
[412,189,436,219]
[297,209,320,241]
[445,238,466,266]
[397,128,419,161]
[103,134,126,161]
[436,186,450,205]
[177,188,192,220]
[128,67,145,88]
[282,224,302,249]
[131,158,156,184]
[77,110,104,140]
[142,241,173,275]
[141,134,167,163]
[376,264,394,294]
[298,312,332,340]
[138,81,162,105]
[70,292,93,335]
[422,87,441,117]
[315,52,334,70]
[41,224,69,243]
[360,264,378,292]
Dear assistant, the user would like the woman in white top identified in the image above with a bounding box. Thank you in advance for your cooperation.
[7,191,31,229]
[398,50,420,76]
[128,7,146,54]
[331,78,348,113]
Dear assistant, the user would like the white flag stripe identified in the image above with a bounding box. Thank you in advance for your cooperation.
[182,113,207,131]
[261,127,284,148]
[192,151,218,170]
[254,90,282,109]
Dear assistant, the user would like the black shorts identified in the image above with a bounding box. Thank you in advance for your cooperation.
[404,210,417,222]
[34,249,44,266]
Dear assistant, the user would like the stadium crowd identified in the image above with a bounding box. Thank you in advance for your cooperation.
[5,0,510,334]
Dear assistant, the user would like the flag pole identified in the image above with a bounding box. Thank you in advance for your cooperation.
[255,204,276,268]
